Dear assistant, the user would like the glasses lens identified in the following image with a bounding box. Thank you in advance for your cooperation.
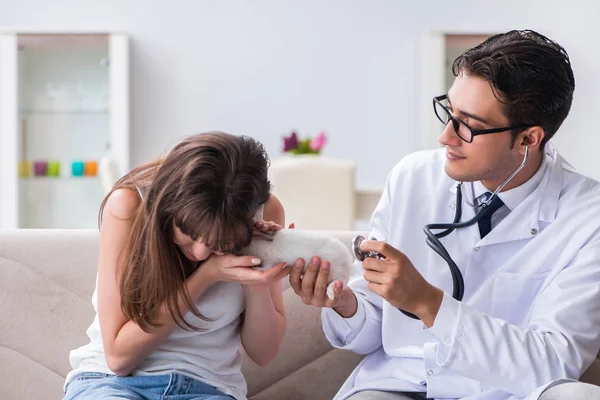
[433,100,472,143]
[434,100,451,126]
[455,120,472,143]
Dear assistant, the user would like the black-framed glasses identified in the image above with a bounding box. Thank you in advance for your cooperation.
[433,94,531,143]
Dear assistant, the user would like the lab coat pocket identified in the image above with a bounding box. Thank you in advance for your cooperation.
[491,271,548,324]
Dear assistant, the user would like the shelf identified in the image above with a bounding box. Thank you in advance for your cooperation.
[20,110,108,116]
[20,176,100,181]
[18,34,109,49]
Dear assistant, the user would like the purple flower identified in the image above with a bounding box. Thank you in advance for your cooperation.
[310,131,327,151]
[283,131,299,152]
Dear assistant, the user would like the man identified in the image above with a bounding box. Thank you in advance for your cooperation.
[290,30,600,399]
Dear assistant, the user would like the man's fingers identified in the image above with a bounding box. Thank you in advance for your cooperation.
[367,281,384,297]
[289,258,305,294]
[324,280,344,307]
[313,260,331,302]
[363,270,386,284]
[362,257,388,272]
[333,280,344,296]
[301,256,321,299]
[360,240,402,260]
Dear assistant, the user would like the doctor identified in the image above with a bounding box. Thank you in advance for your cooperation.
[289,30,600,399]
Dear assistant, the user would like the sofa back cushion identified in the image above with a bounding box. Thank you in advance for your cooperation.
[0,229,365,399]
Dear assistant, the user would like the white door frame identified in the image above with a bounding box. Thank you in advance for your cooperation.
[109,34,130,177]
[418,31,495,151]
[418,31,446,151]
[0,34,19,229]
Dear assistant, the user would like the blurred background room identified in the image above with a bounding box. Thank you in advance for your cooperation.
[0,0,598,231]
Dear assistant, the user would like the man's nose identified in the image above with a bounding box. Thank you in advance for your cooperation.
[439,121,462,147]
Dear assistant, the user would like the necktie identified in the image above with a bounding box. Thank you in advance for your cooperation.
[478,193,505,239]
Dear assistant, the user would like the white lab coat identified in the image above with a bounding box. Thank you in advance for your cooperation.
[322,143,600,400]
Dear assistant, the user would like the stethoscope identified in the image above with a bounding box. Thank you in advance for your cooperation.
[352,145,530,320]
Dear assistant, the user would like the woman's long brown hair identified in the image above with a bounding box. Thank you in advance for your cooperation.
[99,132,271,332]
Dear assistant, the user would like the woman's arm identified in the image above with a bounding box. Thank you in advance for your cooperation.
[241,194,288,366]
[97,189,216,376]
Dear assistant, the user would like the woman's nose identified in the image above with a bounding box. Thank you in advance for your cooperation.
[191,242,210,259]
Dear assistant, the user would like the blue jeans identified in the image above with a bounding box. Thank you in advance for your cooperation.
[63,372,236,400]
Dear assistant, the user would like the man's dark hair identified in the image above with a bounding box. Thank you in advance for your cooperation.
[453,30,575,145]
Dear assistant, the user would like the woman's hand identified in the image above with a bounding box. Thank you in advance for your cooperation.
[253,220,295,234]
[199,253,290,287]
[253,220,283,235]
[197,221,295,287]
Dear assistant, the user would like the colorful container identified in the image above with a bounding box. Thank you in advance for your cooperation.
[18,161,31,178]
[33,161,48,177]
[84,161,98,177]
[72,161,85,177]
[47,161,60,177]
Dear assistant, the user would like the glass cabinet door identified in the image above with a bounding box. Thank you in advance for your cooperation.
[0,33,129,229]
[18,34,109,228]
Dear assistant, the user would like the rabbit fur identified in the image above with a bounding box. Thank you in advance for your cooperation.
[241,229,358,300]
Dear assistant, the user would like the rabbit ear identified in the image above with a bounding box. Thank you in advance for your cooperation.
[252,229,275,242]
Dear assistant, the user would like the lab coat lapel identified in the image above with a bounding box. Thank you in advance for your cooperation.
[477,144,563,247]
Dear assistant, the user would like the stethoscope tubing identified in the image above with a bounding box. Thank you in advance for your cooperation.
[357,146,530,321]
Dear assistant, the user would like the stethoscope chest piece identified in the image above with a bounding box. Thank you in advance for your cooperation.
[352,235,384,262]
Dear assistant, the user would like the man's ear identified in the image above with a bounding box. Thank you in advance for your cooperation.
[519,126,545,153]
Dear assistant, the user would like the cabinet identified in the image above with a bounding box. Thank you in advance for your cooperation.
[0,33,129,228]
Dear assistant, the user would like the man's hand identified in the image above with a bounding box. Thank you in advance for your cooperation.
[289,256,358,318]
[359,240,444,327]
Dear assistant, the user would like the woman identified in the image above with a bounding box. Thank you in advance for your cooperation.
[64,132,291,399]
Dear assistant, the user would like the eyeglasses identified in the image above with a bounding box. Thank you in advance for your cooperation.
[433,94,530,143]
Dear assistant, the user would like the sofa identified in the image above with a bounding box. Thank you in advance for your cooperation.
[0,229,364,400]
[2,229,600,400]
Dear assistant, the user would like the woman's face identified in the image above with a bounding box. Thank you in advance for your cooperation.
[173,226,223,262]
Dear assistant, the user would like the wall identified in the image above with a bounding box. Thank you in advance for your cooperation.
[1,0,599,189]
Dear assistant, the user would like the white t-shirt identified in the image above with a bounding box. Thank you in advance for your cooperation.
[67,189,266,399]
[67,278,247,399]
